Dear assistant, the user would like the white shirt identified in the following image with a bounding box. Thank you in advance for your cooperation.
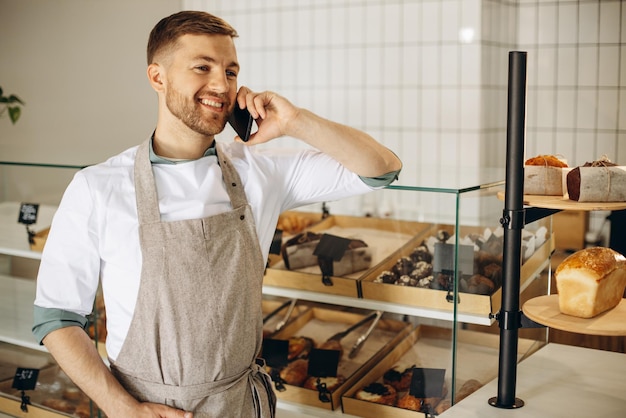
[34,140,375,360]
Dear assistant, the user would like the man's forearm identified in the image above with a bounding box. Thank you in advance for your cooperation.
[42,326,140,417]
[287,108,402,178]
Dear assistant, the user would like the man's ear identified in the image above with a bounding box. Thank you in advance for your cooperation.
[147,64,165,92]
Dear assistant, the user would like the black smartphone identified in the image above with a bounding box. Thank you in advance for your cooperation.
[228,105,254,142]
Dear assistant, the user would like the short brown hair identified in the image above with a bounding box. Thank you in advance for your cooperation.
[147,11,238,64]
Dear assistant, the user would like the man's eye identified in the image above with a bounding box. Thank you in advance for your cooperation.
[226,70,238,78]
[196,65,209,71]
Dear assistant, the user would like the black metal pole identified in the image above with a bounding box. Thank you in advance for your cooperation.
[489,51,527,409]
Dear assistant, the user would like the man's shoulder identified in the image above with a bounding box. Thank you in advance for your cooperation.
[81,145,138,175]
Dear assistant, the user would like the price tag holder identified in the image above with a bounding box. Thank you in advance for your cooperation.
[408,367,445,399]
[307,348,340,378]
[17,203,39,225]
[12,367,39,412]
[261,339,289,369]
[269,229,283,255]
[12,367,39,391]
[314,234,351,285]
[433,243,474,274]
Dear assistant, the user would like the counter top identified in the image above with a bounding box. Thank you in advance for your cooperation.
[439,343,626,417]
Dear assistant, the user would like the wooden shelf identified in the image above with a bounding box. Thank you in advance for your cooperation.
[496,191,626,211]
[523,295,626,336]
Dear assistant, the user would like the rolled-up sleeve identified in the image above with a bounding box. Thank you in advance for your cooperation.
[32,306,88,345]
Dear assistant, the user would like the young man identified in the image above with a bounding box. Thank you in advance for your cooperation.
[33,11,401,418]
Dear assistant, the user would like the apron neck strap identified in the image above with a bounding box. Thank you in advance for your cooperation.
[134,139,161,225]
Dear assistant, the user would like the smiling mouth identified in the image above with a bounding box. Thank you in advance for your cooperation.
[199,98,224,109]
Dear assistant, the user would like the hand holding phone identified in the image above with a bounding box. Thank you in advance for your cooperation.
[228,105,254,142]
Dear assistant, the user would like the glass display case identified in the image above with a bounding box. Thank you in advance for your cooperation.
[0,161,553,418]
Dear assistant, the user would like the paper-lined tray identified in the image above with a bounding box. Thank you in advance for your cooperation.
[342,325,540,417]
[265,307,411,410]
[265,214,433,297]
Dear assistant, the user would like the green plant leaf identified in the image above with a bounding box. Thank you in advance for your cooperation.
[8,106,21,124]
[8,94,25,105]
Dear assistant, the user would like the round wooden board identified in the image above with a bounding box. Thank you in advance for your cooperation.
[523,295,626,336]
[496,191,626,211]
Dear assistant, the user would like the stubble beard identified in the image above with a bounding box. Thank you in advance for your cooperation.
[165,86,228,137]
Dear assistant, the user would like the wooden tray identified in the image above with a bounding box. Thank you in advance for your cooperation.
[341,325,541,417]
[360,225,555,317]
[264,214,433,298]
[496,191,626,211]
[523,295,626,336]
[267,307,412,410]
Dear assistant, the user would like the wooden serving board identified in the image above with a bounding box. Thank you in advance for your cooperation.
[523,295,626,336]
[496,191,626,211]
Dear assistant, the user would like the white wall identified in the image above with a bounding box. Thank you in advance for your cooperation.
[0,0,182,165]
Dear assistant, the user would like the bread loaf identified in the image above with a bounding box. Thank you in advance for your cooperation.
[555,247,626,318]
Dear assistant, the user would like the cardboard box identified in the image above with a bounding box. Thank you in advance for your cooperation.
[342,325,541,417]
[360,226,555,317]
[267,307,412,410]
[265,214,433,297]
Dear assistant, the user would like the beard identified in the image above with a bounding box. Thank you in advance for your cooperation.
[165,85,228,136]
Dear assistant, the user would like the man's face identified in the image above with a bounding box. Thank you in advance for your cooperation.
[161,34,239,136]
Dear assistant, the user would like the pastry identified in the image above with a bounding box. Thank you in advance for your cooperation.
[303,375,345,392]
[281,232,322,270]
[277,213,315,235]
[397,389,446,412]
[321,238,372,276]
[383,365,414,392]
[374,270,396,284]
[524,155,568,168]
[355,382,397,406]
[566,157,626,202]
[287,336,315,361]
[279,359,309,386]
[555,247,626,318]
[410,243,432,264]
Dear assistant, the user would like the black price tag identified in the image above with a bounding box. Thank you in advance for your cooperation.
[261,339,289,369]
[12,367,39,391]
[433,243,474,275]
[307,348,340,378]
[269,229,283,255]
[313,234,351,261]
[408,367,445,398]
[17,203,39,225]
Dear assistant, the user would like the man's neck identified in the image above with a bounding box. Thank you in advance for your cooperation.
[152,127,215,160]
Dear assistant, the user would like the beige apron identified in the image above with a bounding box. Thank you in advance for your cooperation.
[110,139,276,417]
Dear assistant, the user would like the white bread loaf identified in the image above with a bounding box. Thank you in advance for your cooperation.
[555,247,626,318]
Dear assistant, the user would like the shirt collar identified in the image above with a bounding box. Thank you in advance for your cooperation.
[149,135,217,165]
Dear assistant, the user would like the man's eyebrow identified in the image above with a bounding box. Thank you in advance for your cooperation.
[195,55,240,70]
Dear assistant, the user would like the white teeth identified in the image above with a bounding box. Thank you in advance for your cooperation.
[200,99,223,108]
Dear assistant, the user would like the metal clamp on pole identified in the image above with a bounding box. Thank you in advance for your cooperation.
[500,208,525,230]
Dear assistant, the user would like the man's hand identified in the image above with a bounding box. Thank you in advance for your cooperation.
[233,87,299,145]
[232,86,402,178]
[135,402,193,418]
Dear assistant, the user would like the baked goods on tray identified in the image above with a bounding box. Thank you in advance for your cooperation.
[355,382,397,405]
[524,154,569,196]
[566,156,626,202]
[280,231,372,276]
[555,247,626,318]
